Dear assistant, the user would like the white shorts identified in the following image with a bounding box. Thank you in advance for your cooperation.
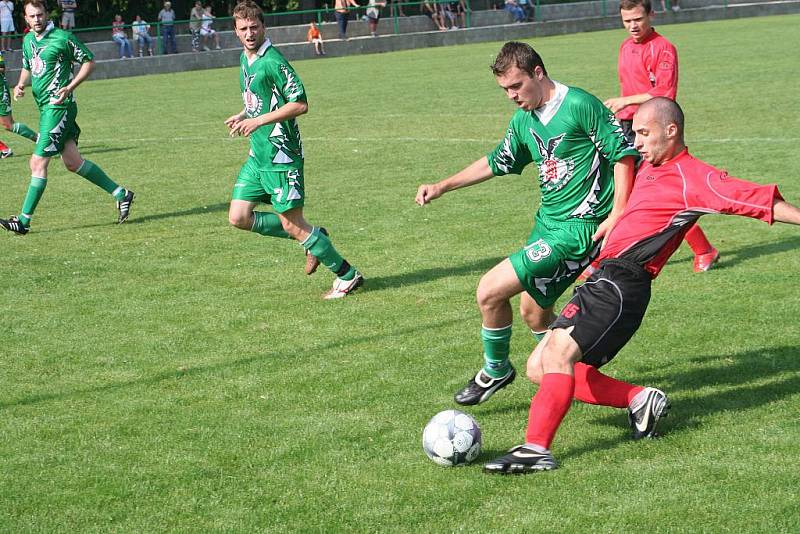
[61,12,75,29]
[0,17,14,33]
[200,28,215,36]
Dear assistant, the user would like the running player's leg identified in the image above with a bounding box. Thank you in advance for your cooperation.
[230,159,291,239]
[0,153,50,233]
[453,259,523,406]
[0,115,37,142]
[519,292,555,341]
[685,223,719,272]
[285,209,359,280]
[63,139,134,222]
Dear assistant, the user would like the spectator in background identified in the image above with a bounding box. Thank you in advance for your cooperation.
[452,0,468,28]
[189,1,204,52]
[307,21,325,55]
[504,0,526,22]
[132,14,154,57]
[518,0,534,21]
[438,1,456,29]
[365,0,385,37]
[158,1,177,54]
[111,14,133,59]
[200,5,221,50]
[0,0,14,51]
[334,0,359,40]
[59,0,77,30]
[422,1,446,31]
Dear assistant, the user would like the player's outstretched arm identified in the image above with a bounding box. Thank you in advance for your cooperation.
[774,200,800,225]
[415,156,494,206]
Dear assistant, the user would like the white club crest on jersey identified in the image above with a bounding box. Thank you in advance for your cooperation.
[242,71,263,116]
[531,130,575,192]
[29,42,47,77]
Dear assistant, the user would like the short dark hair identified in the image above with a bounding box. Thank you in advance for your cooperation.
[619,0,653,12]
[490,41,548,78]
[233,0,264,23]
[23,0,48,12]
[639,97,685,139]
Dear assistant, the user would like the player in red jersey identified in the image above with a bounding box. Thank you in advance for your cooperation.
[604,0,719,273]
[483,97,800,474]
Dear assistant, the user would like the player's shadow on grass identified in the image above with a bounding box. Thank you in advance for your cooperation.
[39,202,230,233]
[561,345,799,462]
[364,256,504,291]
[126,202,230,225]
[79,145,136,156]
[669,235,800,270]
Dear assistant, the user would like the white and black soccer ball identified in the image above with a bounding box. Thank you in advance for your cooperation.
[422,409,482,467]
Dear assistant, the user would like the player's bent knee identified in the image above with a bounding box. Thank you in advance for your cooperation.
[228,213,251,229]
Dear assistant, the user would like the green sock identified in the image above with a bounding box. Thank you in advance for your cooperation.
[13,122,38,142]
[302,226,356,280]
[481,324,513,378]
[251,211,291,238]
[532,330,547,342]
[76,159,126,200]
[19,176,48,227]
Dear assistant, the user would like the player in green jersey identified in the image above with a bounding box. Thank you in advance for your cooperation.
[416,42,638,405]
[0,0,134,236]
[0,50,38,158]
[225,1,362,299]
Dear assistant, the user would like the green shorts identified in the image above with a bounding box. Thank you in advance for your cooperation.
[231,157,305,213]
[0,76,10,117]
[34,104,81,157]
[509,214,601,309]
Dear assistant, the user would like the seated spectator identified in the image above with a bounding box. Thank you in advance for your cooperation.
[200,5,221,50]
[111,14,133,59]
[307,21,325,55]
[504,0,526,22]
[422,1,446,31]
[189,0,204,52]
[438,2,456,29]
[132,15,154,57]
[452,0,468,28]
[518,0,534,21]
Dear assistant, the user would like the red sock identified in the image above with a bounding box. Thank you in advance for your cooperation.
[573,362,643,408]
[525,373,575,449]
[684,224,713,255]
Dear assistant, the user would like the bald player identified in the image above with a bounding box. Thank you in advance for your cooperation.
[484,97,800,474]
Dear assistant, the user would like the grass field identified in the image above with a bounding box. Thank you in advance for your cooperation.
[2,13,799,532]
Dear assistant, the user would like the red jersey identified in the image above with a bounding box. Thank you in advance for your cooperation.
[597,149,782,278]
[616,30,678,120]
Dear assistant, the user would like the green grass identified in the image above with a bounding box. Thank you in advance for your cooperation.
[2,14,799,532]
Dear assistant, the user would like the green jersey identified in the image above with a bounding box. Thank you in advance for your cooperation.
[240,39,306,171]
[0,52,9,116]
[21,23,93,110]
[488,82,638,222]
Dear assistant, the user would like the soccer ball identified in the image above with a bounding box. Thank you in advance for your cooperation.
[422,409,482,467]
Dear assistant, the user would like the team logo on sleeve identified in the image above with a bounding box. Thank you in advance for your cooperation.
[29,43,47,77]
[492,127,517,174]
[242,71,263,116]
[531,130,574,192]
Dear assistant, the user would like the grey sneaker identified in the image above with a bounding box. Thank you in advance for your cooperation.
[484,445,558,474]
[628,387,670,439]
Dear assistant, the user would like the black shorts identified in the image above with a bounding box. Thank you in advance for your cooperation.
[550,258,652,368]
